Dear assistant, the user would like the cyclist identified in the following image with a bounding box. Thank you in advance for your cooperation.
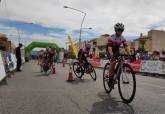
[107,23,130,81]
[43,48,49,60]
[42,48,50,67]
[49,48,56,65]
[78,44,92,73]
[38,50,44,65]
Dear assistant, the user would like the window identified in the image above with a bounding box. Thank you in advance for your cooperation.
[93,48,96,52]
[93,41,97,46]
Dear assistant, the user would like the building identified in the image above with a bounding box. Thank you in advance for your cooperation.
[88,34,109,58]
[134,30,165,53]
[134,33,152,52]
[73,33,137,58]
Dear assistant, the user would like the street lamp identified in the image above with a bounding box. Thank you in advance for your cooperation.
[82,28,92,30]
[64,6,86,49]
[15,22,34,44]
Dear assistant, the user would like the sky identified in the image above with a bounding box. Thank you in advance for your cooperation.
[0,0,165,48]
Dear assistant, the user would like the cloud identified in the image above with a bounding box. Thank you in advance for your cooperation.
[21,33,65,46]
[0,23,65,47]
[0,0,165,43]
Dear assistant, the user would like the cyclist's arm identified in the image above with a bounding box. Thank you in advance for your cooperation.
[108,46,113,57]
[107,37,114,57]
[123,39,130,55]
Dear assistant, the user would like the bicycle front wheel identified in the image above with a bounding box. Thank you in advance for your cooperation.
[103,63,113,94]
[73,62,83,78]
[118,63,136,103]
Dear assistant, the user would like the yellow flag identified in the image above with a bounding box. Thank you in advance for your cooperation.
[67,35,78,58]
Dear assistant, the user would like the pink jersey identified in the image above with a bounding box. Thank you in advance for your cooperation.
[107,34,128,48]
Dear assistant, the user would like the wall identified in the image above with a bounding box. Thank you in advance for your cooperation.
[150,30,165,52]
[144,38,152,52]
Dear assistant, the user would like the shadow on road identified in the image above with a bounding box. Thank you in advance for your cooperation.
[90,92,135,114]
[0,79,8,86]
[67,78,93,85]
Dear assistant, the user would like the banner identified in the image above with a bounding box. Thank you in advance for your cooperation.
[11,53,17,70]
[128,60,141,72]
[88,58,101,67]
[161,62,165,74]
[141,60,164,74]
[65,58,165,74]
[0,52,6,81]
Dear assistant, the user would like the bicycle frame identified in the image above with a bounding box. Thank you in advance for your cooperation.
[112,57,124,82]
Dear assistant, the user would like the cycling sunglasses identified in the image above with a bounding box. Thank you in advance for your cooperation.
[116,29,124,32]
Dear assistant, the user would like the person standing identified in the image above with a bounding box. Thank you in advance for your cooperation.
[16,43,23,72]
[62,49,67,67]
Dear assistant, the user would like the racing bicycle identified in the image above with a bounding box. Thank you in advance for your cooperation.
[103,54,136,103]
[73,60,97,81]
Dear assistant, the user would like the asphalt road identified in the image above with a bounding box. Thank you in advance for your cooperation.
[0,61,165,114]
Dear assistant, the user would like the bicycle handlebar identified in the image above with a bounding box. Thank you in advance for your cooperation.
[118,54,136,62]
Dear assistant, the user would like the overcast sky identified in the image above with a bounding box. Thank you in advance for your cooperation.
[0,0,165,47]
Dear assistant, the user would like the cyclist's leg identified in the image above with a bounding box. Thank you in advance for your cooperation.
[109,60,116,77]
[107,47,117,77]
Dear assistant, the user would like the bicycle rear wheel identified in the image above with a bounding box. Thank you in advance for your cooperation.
[118,63,136,103]
[88,63,96,81]
[43,63,51,76]
[73,62,83,78]
[103,63,113,94]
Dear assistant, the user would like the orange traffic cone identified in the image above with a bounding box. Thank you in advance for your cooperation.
[67,66,74,81]
[51,64,56,74]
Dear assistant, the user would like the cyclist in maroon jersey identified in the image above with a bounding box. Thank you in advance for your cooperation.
[107,23,130,79]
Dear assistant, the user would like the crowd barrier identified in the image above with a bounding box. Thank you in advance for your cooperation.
[0,51,18,82]
[141,60,165,74]
[66,58,165,75]
[0,51,6,81]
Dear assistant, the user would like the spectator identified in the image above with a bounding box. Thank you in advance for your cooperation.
[160,51,165,61]
[136,52,140,60]
[16,43,23,72]
[151,51,160,60]
[62,49,67,67]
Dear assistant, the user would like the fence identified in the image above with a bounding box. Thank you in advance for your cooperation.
[0,51,17,82]
[67,58,165,75]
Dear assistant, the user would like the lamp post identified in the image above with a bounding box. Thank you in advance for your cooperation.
[82,28,92,30]
[15,22,34,44]
[64,6,86,49]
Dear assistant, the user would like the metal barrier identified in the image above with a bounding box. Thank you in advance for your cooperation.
[0,50,17,82]
[66,58,165,75]
[0,51,7,82]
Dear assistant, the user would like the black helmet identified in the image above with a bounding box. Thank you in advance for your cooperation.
[86,44,91,51]
[114,23,124,32]
[46,47,49,51]
[19,43,23,47]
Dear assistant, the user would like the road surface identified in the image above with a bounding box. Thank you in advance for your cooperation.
[0,61,165,114]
